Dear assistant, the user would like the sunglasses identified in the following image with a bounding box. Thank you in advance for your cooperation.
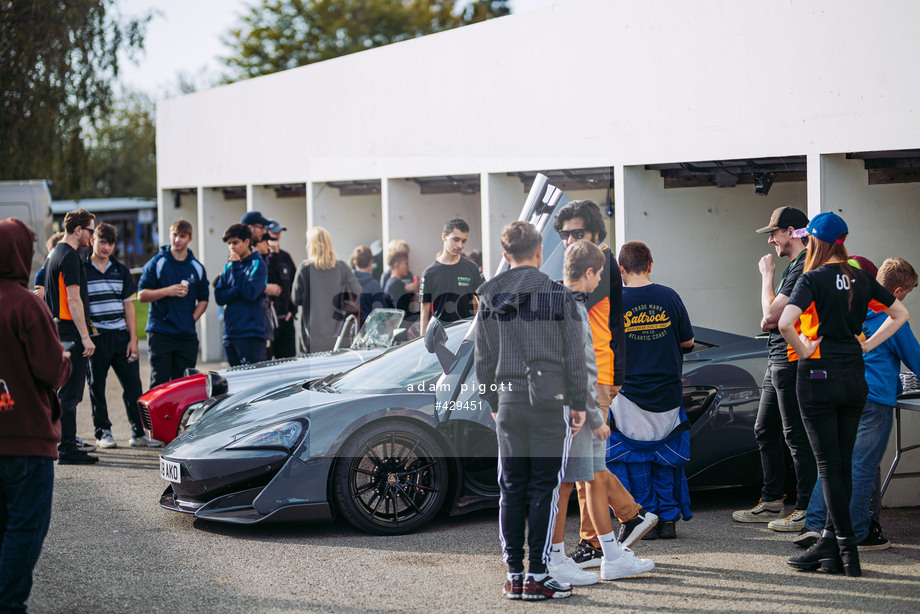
[558,228,587,240]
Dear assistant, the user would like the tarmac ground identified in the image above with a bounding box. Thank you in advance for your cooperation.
[26,344,920,613]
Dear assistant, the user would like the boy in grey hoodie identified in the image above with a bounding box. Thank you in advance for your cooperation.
[476,221,585,600]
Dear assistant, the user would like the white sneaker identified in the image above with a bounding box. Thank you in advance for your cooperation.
[732,498,784,522]
[75,436,97,453]
[767,509,807,532]
[547,557,599,586]
[600,547,655,580]
[129,434,163,448]
[96,430,117,449]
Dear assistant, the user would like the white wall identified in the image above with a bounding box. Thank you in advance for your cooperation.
[483,174,526,277]
[310,184,380,268]
[157,0,920,188]
[622,166,808,336]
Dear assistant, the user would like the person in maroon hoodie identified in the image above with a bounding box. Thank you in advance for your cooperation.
[0,218,73,613]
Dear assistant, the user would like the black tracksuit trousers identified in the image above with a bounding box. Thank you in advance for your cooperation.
[88,330,146,439]
[495,392,571,575]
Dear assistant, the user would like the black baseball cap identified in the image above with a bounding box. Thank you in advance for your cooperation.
[756,206,809,234]
[241,211,272,227]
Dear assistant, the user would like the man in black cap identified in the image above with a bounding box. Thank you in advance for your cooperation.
[732,206,817,534]
[241,211,271,244]
[265,220,297,358]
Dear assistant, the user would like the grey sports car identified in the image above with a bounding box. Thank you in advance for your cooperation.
[158,174,769,535]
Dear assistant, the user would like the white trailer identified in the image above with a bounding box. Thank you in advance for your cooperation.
[0,180,54,282]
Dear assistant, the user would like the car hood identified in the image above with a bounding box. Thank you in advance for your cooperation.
[165,380,434,458]
[219,348,382,393]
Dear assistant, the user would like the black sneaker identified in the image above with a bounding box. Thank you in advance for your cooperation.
[58,450,99,465]
[642,524,661,541]
[568,540,603,568]
[617,508,659,548]
[74,436,97,453]
[503,573,523,600]
[793,528,820,549]
[522,576,572,600]
[659,520,677,539]
[858,520,890,551]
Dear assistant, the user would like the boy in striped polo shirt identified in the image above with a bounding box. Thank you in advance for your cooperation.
[85,223,159,448]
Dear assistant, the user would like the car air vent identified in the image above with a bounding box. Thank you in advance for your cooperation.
[138,401,152,430]
[683,386,718,425]
[224,356,301,372]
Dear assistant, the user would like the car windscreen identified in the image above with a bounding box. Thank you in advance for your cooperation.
[329,321,471,394]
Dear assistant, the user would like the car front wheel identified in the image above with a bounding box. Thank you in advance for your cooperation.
[332,421,449,535]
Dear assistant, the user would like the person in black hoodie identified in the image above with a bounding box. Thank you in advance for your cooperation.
[265,225,297,358]
[476,221,587,601]
[0,218,73,612]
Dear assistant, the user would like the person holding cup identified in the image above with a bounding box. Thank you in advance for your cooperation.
[138,219,210,388]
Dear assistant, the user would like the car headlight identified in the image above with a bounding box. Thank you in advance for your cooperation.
[226,421,304,451]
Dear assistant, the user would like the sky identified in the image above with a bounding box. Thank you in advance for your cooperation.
[117,0,564,97]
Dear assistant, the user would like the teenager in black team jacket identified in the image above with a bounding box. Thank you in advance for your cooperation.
[780,212,908,577]
[476,221,587,601]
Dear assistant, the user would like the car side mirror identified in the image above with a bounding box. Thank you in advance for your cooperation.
[424,318,458,373]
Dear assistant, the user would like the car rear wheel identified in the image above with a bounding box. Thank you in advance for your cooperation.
[332,422,448,535]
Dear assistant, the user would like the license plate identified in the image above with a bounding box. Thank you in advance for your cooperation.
[160,457,181,483]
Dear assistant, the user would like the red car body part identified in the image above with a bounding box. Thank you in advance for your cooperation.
[137,373,207,444]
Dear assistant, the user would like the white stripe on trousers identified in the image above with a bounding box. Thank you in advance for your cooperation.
[496,405,573,569]
[540,405,573,567]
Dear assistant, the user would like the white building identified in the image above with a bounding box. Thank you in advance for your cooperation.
[157,0,920,504]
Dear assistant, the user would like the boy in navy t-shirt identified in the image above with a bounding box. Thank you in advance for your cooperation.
[607,241,695,539]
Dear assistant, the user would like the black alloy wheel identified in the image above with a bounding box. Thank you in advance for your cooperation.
[332,421,449,535]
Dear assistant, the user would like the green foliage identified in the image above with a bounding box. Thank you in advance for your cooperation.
[0,0,150,199]
[134,299,148,341]
[221,0,510,80]
[83,90,157,199]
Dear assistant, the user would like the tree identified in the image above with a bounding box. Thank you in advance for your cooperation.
[82,89,157,199]
[221,0,510,81]
[0,0,149,199]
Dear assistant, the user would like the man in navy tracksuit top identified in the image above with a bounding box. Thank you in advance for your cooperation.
[138,219,210,388]
[215,224,268,366]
